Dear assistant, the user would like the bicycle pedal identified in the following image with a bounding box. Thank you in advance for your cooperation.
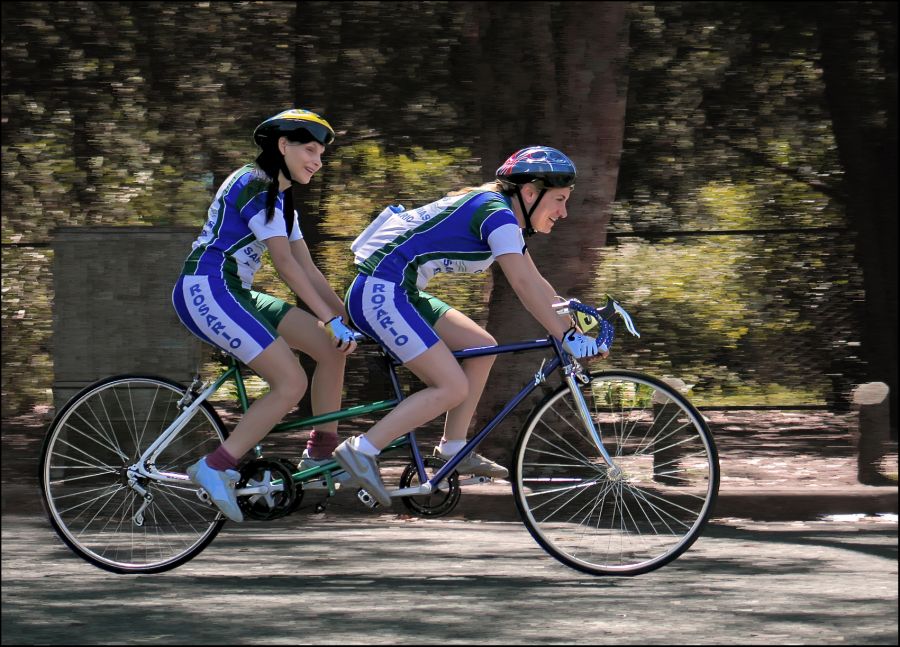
[458,476,493,486]
[356,488,379,509]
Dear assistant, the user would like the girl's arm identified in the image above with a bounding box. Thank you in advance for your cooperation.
[265,236,339,323]
[494,251,573,340]
[289,238,349,320]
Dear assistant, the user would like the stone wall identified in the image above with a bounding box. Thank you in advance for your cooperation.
[52,227,206,412]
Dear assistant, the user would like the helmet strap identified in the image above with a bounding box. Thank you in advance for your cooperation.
[279,155,294,184]
[516,186,547,237]
[276,148,298,232]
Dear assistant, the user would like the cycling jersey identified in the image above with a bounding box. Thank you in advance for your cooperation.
[347,190,524,363]
[351,191,524,292]
[172,164,301,364]
[180,164,302,290]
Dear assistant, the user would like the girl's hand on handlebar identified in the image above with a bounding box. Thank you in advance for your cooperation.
[562,328,606,359]
[322,316,358,355]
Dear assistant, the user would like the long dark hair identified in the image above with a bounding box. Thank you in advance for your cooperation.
[254,129,316,223]
[254,147,282,224]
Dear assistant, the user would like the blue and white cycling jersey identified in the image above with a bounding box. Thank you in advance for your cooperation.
[172,164,301,365]
[347,190,525,363]
[181,164,302,290]
[351,190,525,293]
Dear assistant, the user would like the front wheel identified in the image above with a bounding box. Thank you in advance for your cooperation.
[39,375,228,574]
[512,370,719,576]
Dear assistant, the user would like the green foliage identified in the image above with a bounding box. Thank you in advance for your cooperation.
[1,247,54,417]
[1,1,887,416]
[314,141,481,308]
[597,1,872,406]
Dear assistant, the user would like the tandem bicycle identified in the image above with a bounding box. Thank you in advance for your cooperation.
[39,297,720,576]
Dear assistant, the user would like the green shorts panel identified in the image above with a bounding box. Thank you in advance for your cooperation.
[230,288,294,336]
[408,290,453,327]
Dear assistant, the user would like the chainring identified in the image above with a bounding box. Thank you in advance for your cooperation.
[237,458,299,521]
[399,456,461,517]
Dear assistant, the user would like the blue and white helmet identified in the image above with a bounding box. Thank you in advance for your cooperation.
[496,146,576,189]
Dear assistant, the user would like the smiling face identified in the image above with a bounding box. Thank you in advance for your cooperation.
[278,136,325,185]
[519,184,573,234]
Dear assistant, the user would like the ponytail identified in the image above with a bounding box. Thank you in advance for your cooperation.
[446,180,509,198]
[254,148,282,223]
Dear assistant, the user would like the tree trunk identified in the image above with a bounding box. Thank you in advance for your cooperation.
[817,3,898,437]
[465,2,631,462]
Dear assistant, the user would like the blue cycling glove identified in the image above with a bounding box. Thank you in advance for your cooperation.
[324,316,356,347]
[562,328,600,358]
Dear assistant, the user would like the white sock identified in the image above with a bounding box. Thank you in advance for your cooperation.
[355,435,381,456]
[438,439,466,456]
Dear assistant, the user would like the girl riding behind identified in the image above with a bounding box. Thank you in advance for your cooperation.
[172,109,357,522]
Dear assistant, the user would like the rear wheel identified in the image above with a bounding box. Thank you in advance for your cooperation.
[513,370,719,576]
[39,375,228,574]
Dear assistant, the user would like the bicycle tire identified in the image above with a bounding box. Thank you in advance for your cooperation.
[39,374,229,574]
[512,370,719,576]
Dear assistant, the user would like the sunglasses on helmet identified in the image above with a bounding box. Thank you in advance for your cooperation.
[538,173,576,188]
[284,121,335,146]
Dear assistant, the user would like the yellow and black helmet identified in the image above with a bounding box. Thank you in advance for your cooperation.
[253,108,335,148]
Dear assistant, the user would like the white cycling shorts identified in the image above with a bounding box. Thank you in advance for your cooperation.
[345,274,441,364]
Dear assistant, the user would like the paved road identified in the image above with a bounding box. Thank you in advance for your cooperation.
[2,512,897,645]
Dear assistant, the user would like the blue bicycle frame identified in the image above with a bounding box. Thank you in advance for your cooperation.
[403,336,567,491]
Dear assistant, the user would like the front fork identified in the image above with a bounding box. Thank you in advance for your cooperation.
[562,360,621,477]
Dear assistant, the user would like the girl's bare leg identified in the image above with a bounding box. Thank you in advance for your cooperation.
[433,309,497,443]
[221,337,307,459]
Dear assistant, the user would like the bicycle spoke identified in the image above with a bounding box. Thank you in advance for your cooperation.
[66,411,130,462]
[42,376,227,573]
[134,383,162,455]
[526,429,606,472]
[93,393,132,460]
[536,411,607,469]
[155,418,220,472]
[52,438,121,473]
[55,483,123,518]
[515,371,719,575]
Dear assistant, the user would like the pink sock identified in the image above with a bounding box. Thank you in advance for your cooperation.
[206,445,239,471]
[306,430,339,459]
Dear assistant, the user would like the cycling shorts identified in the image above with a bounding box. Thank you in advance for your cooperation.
[345,273,452,364]
[172,274,293,365]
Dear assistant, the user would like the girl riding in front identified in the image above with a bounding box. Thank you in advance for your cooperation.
[333,146,606,505]
[172,109,357,522]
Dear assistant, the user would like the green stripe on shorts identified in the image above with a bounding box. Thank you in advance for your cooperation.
[229,287,294,336]
[408,290,453,327]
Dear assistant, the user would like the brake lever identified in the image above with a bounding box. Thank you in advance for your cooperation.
[612,301,640,338]
[595,296,640,338]
[552,297,640,338]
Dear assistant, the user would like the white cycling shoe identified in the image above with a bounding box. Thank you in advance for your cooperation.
[333,437,392,507]
[434,447,509,479]
[298,449,352,481]
[187,457,243,523]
